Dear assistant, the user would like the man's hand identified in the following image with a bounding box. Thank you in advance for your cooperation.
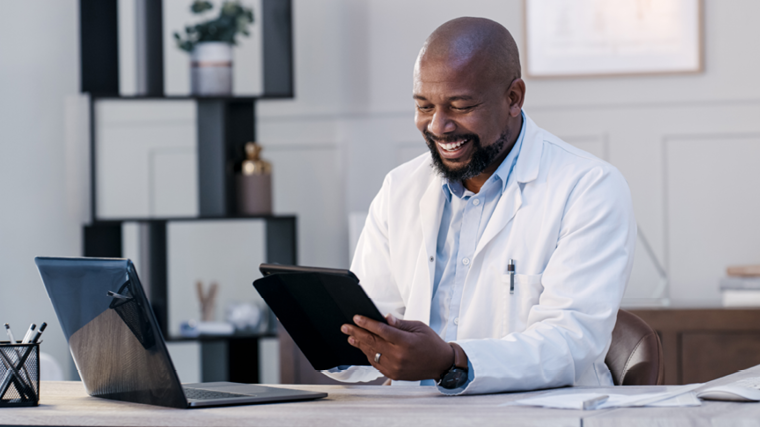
[341,314,454,381]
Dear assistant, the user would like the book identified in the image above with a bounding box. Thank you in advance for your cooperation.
[722,290,760,307]
[726,265,760,277]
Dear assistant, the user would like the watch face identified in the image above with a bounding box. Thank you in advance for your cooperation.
[439,367,468,389]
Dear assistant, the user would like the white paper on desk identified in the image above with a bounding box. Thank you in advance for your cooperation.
[649,392,702,407]
[502,384,703,410]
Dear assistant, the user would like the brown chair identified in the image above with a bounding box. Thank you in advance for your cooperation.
[605,309,665,385]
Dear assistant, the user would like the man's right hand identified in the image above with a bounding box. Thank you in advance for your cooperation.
[341,314,455,382]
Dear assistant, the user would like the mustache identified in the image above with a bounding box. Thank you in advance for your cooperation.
[424,130,480,145]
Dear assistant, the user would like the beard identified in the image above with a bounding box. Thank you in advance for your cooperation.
[424,130,509,182]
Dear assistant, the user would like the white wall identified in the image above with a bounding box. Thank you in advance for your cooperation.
[0,0,80,379]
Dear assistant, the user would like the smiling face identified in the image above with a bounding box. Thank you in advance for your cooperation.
[414,56,514,184]
[413,18,525,191]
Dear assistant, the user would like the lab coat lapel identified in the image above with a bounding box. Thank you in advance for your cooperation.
[474,112,543,258]
[473,182,522,258]
[418,176,445,299]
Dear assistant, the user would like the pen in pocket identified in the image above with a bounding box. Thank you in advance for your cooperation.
[508,259,515,294]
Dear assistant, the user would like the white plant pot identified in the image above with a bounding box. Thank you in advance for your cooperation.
[191,42,233,96]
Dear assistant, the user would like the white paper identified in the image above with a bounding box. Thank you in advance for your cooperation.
[697,377,760,401]
[503,384,703,410]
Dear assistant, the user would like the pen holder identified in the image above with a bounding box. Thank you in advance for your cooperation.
[0,341,40,407]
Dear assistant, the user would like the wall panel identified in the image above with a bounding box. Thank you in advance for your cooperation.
[666,134,760,303]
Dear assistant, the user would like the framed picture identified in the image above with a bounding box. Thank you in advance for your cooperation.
[524,0,702,77]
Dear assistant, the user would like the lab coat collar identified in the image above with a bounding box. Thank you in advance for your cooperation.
[513,111,543,185]
[472,111,544,259]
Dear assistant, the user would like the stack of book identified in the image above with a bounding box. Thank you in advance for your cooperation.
[721,266,760,307]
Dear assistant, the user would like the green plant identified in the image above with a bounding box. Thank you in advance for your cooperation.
[174,0,255,53]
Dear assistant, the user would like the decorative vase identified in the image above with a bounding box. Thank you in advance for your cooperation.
[191,42,233,96]
[236,142,273,215]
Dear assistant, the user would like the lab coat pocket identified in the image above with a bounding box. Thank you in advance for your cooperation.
[501,274,543,334]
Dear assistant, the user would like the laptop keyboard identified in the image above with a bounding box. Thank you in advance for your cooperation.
[184,387,253,401]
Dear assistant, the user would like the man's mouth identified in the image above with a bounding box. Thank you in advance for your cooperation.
[437,138,470,153]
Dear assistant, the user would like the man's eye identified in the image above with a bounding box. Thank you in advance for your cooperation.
[416,105,433,112]
[452,105,475,112]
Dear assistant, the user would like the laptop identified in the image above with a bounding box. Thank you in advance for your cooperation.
[35,256,327,408]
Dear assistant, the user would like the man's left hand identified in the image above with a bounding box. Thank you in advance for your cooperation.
[341,314,454,381]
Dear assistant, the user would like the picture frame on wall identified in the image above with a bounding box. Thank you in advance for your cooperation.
[524,0,702,78]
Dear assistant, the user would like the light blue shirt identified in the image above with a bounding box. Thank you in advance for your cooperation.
[423,112,527,392]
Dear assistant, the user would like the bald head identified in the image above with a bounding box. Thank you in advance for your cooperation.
[417,17,521,87]
[413,17,526,191]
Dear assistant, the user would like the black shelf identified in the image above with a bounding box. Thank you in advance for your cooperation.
[79,0,296,384]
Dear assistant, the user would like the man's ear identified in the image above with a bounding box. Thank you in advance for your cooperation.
[507,78,526,117]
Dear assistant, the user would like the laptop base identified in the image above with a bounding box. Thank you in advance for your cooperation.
[184,382,327,408]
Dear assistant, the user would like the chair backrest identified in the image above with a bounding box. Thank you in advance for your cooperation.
[605,309,665,385]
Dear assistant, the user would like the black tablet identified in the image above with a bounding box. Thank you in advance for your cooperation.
[254,264,387,370]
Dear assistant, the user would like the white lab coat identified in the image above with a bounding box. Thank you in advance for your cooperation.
[324,113,636,395]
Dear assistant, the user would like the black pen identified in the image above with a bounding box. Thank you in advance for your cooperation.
[30,322,47,343]
[508,259,515,294]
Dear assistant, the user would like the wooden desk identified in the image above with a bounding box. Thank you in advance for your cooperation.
[629,308,760,385]
[585,402,760,427]
[2,382,760,427]
[1,382,582,427]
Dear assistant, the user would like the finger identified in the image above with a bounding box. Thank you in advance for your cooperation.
[369,358,394,380]
[345,322,403,379]
[347,330,390,369]
[385,314,423,333]
[343,324,388,354]
[354,315,405,343]
[341,324,378,343]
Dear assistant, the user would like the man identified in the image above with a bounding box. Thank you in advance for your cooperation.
[324,17,635,395]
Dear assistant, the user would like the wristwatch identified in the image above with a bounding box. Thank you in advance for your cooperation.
[437,342,469,389]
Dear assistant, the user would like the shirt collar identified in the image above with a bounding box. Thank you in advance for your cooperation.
[441,111,527,201]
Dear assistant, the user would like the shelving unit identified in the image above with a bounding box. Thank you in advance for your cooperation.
[79,0,295,384]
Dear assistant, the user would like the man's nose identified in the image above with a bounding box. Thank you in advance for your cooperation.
[427,111,456,135]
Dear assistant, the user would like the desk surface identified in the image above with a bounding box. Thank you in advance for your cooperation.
[1,382,760,427]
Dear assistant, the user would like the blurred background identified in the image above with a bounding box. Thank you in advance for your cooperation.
[2,0,760,386]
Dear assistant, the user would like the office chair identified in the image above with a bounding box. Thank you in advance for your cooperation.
[605,309,665,385]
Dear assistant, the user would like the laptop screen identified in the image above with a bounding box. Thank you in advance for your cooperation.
[36,257,188,408]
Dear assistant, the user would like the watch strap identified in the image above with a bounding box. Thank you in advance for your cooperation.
[436,342,469,389]
[449,342,468,371]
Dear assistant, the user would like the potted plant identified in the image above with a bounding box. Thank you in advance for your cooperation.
[174,0,254,95]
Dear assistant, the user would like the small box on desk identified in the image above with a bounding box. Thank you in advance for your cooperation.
[0,342,40,407]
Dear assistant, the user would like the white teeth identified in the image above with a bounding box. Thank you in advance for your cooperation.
[437,139,468,151]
